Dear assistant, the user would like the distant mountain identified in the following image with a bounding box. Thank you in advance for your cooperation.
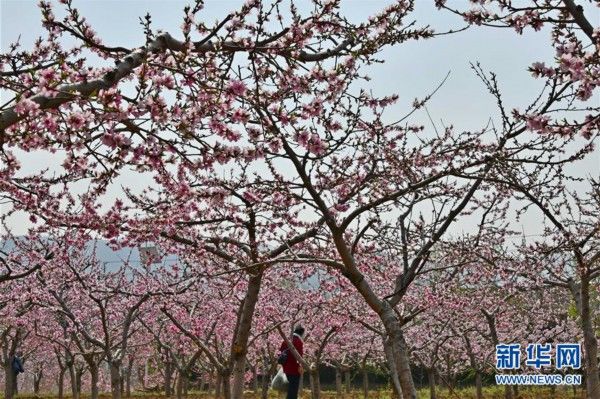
[1,238,178,270]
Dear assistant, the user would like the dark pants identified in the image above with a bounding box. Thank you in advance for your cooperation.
[286,374,300,399]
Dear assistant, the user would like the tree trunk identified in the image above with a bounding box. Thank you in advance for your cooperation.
[331,232,417,398]
[75,367,84,399]
[260,371,270,399]
[137,363,145,390]
[230,273,263,399]
[13,370,19,396]
[504,385,513,399]
[90,363,100,399]
[176,371,184,399]
[309,368,320,399]
[68,365,80,399]
[110,360,123,399]
[125,365,132,398]
[345,369,351,393]
[34,369,43,393]
[383,338,402,399]
[362,367,368,399]
[4,363,16,399]
[222,372,232,399]
[165,360,174,397]
[58,367,66,399]
[475,371,482,399]
[381,306,416,399]
[252,365,259,394]
[427,368,436,399]
[121,372,125,397]
[216,372,222,398]
[335,367,343,396]
[580,278,600,399]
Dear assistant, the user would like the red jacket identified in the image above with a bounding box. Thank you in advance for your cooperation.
[280,335,303,375]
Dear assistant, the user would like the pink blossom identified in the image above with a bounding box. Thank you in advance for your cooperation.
[152,73,175,89]
[227,79,247,96]
[42,114,58,133]
[295,129,309,146]
[559,54,585,81]
[231,108,250,124]
[307,134,326,155]
[67,111,89,130]
[530,62,555,78]
[462,9,489,26]
[14,98,40,116]
[525,114,550,132]
[242,190,261,203]
[39,67,57,81]
[334,203,350,212]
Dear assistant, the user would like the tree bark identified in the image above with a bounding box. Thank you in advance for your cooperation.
[176,371,184,399]
[362,367,369,399]
[125,364,132,398]
[110,360,123,399]
[4,364,16,399]
[58,367,66,399]
[13,370,19,395]
[34,369,43,393]
[216,372,223,398]
[427,368,436,399]
[309,368,321,399]
[183,374,189,397]
[68,364,79,399]
[335,367,343,396]
[383,338,402,398]
[138,363,146,390]
[344,369,351,393]
[504,384,513,399]
[90,363,100,399]
[230,273,263,399]
[475,371,482,399]
[222,372,232,399]
[579,278,600,399]
[260,371,270,399]
[165,359,174,397]
[75,367,84,399]
[343,266,416,399]
[252,365,259,394]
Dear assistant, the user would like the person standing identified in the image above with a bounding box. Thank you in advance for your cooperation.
[279,326,305,399]
[11,351,25,396]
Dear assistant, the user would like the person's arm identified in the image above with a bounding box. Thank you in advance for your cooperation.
[294,338,304,373]
[298,339,303,357]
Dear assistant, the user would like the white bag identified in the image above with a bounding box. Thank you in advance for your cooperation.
[270,368,289,392]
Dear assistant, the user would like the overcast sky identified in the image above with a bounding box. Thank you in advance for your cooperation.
[1,0,598,240]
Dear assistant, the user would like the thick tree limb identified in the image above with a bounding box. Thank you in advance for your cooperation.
[0,32,352,133]
[562,0,596,42]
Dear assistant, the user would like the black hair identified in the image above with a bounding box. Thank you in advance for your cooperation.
[294,325,305,336]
